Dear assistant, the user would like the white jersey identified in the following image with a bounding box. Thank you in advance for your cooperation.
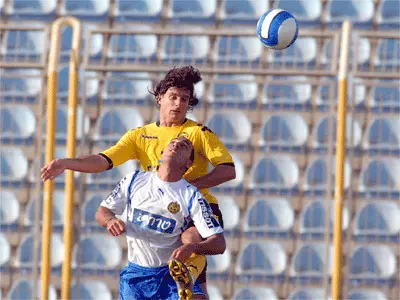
[100,170,223,268]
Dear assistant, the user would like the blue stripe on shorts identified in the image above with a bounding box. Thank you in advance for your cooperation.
[119,262,205,300]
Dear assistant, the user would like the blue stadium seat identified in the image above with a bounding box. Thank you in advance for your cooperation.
[169,0,217,23]
[0,105,35,144]
[377,0,400,27]
[1,30,45,62]
[16,233,64,270]
[371,85,400,112]
[218,196,240,233]
[71,280,112,300]
[263,77,312,110]
[276,0,322,23]
[317,80,366,110]
[290,243,332,281]
[313,116,362,152]
[0,147,28,185]
[208,285,223,300]
[359,158,400,197]
[354,201,400,240]
[82,193,109,229]
[61,0,109,20]
[364,117,399,154]
[208,75,257,109]
[161,34,210,65]
[73,234,122,272]
[304,157,351,195]
[348,289,388,300]
[259,114,308,151]
[206,248,231,279]
[205,111,252,149]
[268,38,317,66]
[299,200,349,237]
[0,233,11,268]
[249,155,299,194]
[233,287,278,300]
[375,39,400,71]
[326,0,374,26]
[0,190,20,230]
[221,0,268,24]
[7,280,57,300]
[244,198,294,236]
[236,241,287,279]
[214,36,262,66]
[9,0,56,19]
[349,245,396,281]
[0,68,42,103]
[93,107,144,144]
[288,288,325,300]
[24,191,65,231]
[115,0,162,22]
[209,154,244,194]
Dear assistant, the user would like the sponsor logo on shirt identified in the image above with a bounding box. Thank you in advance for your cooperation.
[133,208,176,234]
[105,176,127,204]
[197,198,220,229]
[141,134,158,140]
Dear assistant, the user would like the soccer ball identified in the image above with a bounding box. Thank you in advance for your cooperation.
[257,9,299,50]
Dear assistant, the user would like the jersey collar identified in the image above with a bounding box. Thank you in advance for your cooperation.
[156,118,188,127]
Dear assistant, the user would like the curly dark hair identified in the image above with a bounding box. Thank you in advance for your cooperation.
[150,65,202,110]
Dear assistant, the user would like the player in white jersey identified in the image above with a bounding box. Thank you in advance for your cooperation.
[96,137,226,300]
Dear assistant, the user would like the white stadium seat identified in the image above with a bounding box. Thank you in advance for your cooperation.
[161,34,210,63]
[7,280,57,300]
[1,30,45,61]
[348,289,388,300]
[276,0,322,22]
[221,0,268,23]
[71,280,113,300]
[0,147,28,183]
[0,105,36,142]
[0,68,42,101]
[206,248,231,275]
[326,0,374,24]
[233,287,278,300]
[364,117,400,151]
[288,288,325,300]
[169,0,216,22]
[0,190,20,227]
[214,36,262,65]
[115,0,162,20]
[217,196,240,232]
[10,0,57,17]
[61,0,109,18]
[377,0,400,26]
[0,233,11,267]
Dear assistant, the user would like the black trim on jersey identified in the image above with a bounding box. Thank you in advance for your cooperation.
[218,162,235,167]
[98,153,113,170]
[156,118,188,127]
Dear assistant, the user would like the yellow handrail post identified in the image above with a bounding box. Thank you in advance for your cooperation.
[41,16,81,300]
[331,20,352,300]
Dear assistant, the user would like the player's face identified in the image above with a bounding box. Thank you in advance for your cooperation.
[158,87,190,123]
[163,137,194,169]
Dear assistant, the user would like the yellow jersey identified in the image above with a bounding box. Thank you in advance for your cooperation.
[100,118,234,204]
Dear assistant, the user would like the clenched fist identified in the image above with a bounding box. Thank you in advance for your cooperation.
[106,218,126,236]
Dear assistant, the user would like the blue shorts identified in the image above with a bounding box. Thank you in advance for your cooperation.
[119,262,205,300]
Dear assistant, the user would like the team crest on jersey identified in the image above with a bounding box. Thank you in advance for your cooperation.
[168,202,180,214]
[178,132,189,139]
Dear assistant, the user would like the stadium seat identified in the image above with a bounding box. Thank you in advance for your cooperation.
[233,287,278,300]
[115,0,162,22]
[0,68,42,102]
[374,39,400,70]
[236,241,287,278]
[348,289,388,300]
[214,36,262,66]
[288,288,325,300]
[363,117,400,153]
[24,191,65,230]
[312,116,362,151]
[208,74,257,109]
[326,0,374,25]
[263,77,312,109]
[217,196,240,233]
[0,233,11,268]
[93,107,144,143]
[82,193,109,229]
[371,85,400,111]
[208,285,224,300]
[0,105,36,144]
[276,0,322,23]
[290,243,332,280]
[205,111,252,148]
[206,248,231,277]
[317,80,366,110]
[15,233,64,269]
[267,38,317,65]
[249,155,299,193]
[161,34,210,65]
[9,0,57,18]
[349,245,396,280]
[359,158,400,196]
[304,157,351,194]
[221,0,268,24]
[103,72,152,106]
[0,147,28,184]
[7,280,57,300]
[322,38,371,67]
[73,234,122,272]
[209,153,244,193]
[299,200,349,236]
[244,198,294,236]
[354,201,400,239]
[169,0,217,23]
[259,114,308,150]
[0,190,20,229]
[376,0,400,27]
[71,280,112,300]
[108,28,158,63]
[1,29,45,62]
[61,0,109,20]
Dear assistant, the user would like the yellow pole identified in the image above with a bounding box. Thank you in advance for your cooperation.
[41,17,81,300]
[331,20,352,300]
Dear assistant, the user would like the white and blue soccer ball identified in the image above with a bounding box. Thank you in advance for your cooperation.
[257,9,299,50]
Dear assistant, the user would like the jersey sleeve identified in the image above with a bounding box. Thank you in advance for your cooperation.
[100,171,138,215]
[100,129,140,168]
[188,191,224,238]
[196,125,234,167]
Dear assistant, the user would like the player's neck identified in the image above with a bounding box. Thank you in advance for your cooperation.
[158,115,185,127]
[157,164,184,182]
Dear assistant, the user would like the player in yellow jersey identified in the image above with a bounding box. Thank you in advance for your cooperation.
[41,65,236,299]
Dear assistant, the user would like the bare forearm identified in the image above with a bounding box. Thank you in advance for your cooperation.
[95,206,116,227]
[190,165,236,189]
[61,154,109,173]
[192,233,226,255]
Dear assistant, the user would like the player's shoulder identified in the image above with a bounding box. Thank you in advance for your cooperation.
[183,119,215,135]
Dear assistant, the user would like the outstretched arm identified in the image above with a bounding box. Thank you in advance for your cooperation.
[189,164,236,189]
